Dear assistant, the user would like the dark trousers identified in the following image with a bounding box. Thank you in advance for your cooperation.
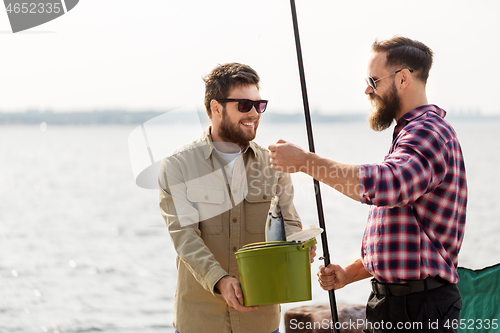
[363,281,462,333]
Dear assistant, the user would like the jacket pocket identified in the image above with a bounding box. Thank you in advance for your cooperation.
[186,186,225,234]
[244,187,272,233]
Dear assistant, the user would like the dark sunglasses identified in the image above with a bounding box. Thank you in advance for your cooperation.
[365,69,414,91]
[216,98,268,113]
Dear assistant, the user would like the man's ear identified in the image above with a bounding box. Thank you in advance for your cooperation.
[399,69,412,90]
[210,99,222,118]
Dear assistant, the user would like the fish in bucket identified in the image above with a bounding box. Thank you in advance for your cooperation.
[236,195,323,306]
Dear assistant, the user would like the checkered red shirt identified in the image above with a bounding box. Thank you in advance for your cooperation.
[359,105,467,284]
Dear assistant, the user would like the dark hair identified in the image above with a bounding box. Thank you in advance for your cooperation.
[372,36,433,83]
[203,63,260,118]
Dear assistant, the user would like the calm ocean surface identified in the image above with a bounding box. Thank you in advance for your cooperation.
[1,119,499,333]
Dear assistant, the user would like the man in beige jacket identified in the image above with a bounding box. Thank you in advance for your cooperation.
[159,63,303,333]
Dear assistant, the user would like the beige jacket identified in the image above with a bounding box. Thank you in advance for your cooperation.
[159,128,302,333]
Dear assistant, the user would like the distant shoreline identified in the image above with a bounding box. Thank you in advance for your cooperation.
[0,110,498,125]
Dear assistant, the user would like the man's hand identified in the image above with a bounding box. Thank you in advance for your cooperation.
[268,139,309,173]
[317,264,350,291]
[317,259,372,290]
[215,276,259,312]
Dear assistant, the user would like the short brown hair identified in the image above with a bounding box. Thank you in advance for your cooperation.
[372,36,433,83]
[203,63,260,118]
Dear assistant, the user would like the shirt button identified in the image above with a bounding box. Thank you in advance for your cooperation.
[204,195,209,200]
[262,195,267,200]
[232,218,237,223]
[233,246,237,252]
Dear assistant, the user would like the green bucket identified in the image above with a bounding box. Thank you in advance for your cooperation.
[235,238,316,306]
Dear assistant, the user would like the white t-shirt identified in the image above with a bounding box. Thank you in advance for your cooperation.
[217,149,243,173]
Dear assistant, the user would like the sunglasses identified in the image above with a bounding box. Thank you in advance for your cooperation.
[216,98,268,113]
[365,69,414,91]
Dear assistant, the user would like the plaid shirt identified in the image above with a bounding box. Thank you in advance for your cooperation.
[359,105,467,284]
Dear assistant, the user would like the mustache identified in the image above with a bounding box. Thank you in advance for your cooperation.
[240,117,259,122]
[368,93,380,107]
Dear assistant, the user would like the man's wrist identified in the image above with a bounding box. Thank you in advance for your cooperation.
[301,151,316,174]
[214,275,229,294]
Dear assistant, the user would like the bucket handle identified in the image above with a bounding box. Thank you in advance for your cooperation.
[297,238,317,250]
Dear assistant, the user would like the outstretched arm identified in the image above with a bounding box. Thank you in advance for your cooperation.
[269,140,360,202]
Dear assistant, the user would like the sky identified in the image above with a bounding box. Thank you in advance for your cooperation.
[1,0,500,115]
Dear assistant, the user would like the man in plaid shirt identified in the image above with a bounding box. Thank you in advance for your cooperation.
[269,36,466,333]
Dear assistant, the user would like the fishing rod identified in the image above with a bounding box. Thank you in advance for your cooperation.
[289,1,340,332]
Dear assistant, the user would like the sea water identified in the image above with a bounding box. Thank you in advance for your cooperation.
[1,119,499,332]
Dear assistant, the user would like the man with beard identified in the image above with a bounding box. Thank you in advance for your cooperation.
[159,62,303,333]
[269,37,467,333]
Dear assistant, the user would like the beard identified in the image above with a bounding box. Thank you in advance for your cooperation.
[217,107,259,148]
[368,81,401,131]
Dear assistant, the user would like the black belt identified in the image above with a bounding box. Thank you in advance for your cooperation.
[371,277,449,296]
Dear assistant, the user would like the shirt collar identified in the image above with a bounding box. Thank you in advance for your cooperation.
[201,126,258,160]
[393,104,446,138]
